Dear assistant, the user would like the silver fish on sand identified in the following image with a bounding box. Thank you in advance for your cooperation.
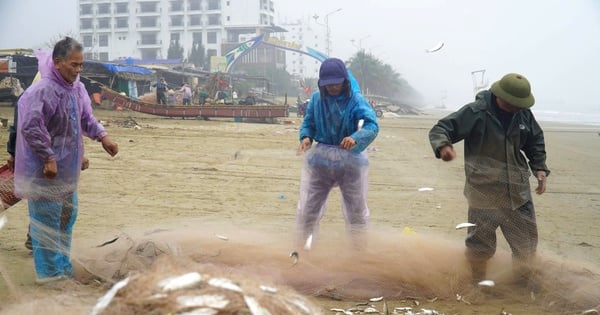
[303,234,313,250]
[477,280,495,287]
[289,251,299,266]
[259,285,278,293]
[455,222,477,230]
[215,234,229,241]
[91,277,131,315]
[208,277,243,292]
[176,294,230,309]
[158,272,204,292]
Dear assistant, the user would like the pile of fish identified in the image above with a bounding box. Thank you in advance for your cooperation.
[91,264,323,315]
[329,297,444,315]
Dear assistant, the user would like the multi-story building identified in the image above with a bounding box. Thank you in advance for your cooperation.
[277,16,326,79]
[77,0,280,63]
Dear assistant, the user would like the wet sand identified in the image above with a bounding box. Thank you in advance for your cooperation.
[0,105,599,314]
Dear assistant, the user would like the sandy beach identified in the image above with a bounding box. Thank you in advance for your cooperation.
[0,105,599,314]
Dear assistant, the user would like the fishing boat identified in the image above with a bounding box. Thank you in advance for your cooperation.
[100,86,289,122]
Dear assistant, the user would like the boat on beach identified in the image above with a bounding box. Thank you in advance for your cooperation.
[100,86,289,122]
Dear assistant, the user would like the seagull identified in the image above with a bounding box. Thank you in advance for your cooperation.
[426,41,444,53]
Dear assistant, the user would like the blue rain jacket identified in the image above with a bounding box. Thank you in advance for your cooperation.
[299,90,378,153]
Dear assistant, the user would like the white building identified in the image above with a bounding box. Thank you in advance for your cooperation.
[277,15,326,79]
[77,0,280,62]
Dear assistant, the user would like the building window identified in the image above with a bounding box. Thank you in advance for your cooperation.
[207,14,220,25]
[98,18,110,29]
[226,1,230,5]
[207,32,217,44]
[260,13,268,25]
[189,0,201,10]
[99,52,109,61]
[190,14,202,26]
[97,3,111,14]
[99,34,109,47]
[141,49,158,59]
[115,2,128,14]
[80,4,92,15]
[226,16,230,22]
[193,32,203,43]
[170,0,183,11]
[207,49,217,58]
[84,52,93,60]
[171,33,180,42]
[192,32,202,44]
[116,17,128,28]
[141,33,157,45]
[171,15,183,26]
[140,2,158,13]
[207,0,220,10]
[82,35,93,47]
[80,18,93,29]
[140,16,158,27]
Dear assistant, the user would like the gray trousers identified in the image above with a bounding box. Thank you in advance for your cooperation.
[295,144,370,249]
[465,200,538,264]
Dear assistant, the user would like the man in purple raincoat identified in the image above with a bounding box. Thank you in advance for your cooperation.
[14,37,118,284]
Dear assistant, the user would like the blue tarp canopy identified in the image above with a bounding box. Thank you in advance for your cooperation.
[102,64,153,75]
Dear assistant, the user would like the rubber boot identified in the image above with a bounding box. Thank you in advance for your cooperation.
[513,257,540,293]
[468,259,487,284]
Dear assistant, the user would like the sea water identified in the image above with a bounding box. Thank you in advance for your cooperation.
[533,107,600,126]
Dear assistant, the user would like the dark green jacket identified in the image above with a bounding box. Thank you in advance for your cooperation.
[429,90,550,210]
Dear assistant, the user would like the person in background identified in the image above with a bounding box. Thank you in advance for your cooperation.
[428,73,549,287]
[232,90,238,104]
[14,37,118,284]
[180,83,192,105]
[296,57,379,250]
[154,77,168,105]
[6,94,32,250]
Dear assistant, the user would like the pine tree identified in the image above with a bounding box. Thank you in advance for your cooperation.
[168,39,184,60]
[188,41,206,69]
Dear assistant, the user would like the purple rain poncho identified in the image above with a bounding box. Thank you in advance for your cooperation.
[14,50,107,200]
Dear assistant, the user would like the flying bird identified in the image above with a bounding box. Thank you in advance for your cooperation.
[426,41,445,53]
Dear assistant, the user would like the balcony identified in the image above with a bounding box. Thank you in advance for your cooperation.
[138,39,162,48]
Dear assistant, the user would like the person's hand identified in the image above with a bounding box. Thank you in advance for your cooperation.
[440,145,456,161]
[297,137,312,155]
[7,156,14,171]
[339,136,356,150]
[81,156,89,171]
[101,136,119,157]
[535,170,547,195]
[43,160,58,179]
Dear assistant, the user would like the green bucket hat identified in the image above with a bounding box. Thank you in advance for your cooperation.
[490,73,535,108]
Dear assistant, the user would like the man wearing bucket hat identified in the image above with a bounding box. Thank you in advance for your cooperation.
[296,58,379,250]
[429,73,550,287]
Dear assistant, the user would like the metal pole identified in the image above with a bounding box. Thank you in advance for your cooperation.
[324,8,342,56]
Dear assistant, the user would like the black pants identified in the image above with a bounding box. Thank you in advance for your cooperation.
[157,92,167,105]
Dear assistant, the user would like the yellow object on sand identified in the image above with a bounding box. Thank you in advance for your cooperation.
[402,226,416,234]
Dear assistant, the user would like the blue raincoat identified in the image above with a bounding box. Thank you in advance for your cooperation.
[296,89,379,249]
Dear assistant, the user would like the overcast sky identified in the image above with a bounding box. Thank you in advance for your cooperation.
[276,0,600,111]
[1,0,599,111]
